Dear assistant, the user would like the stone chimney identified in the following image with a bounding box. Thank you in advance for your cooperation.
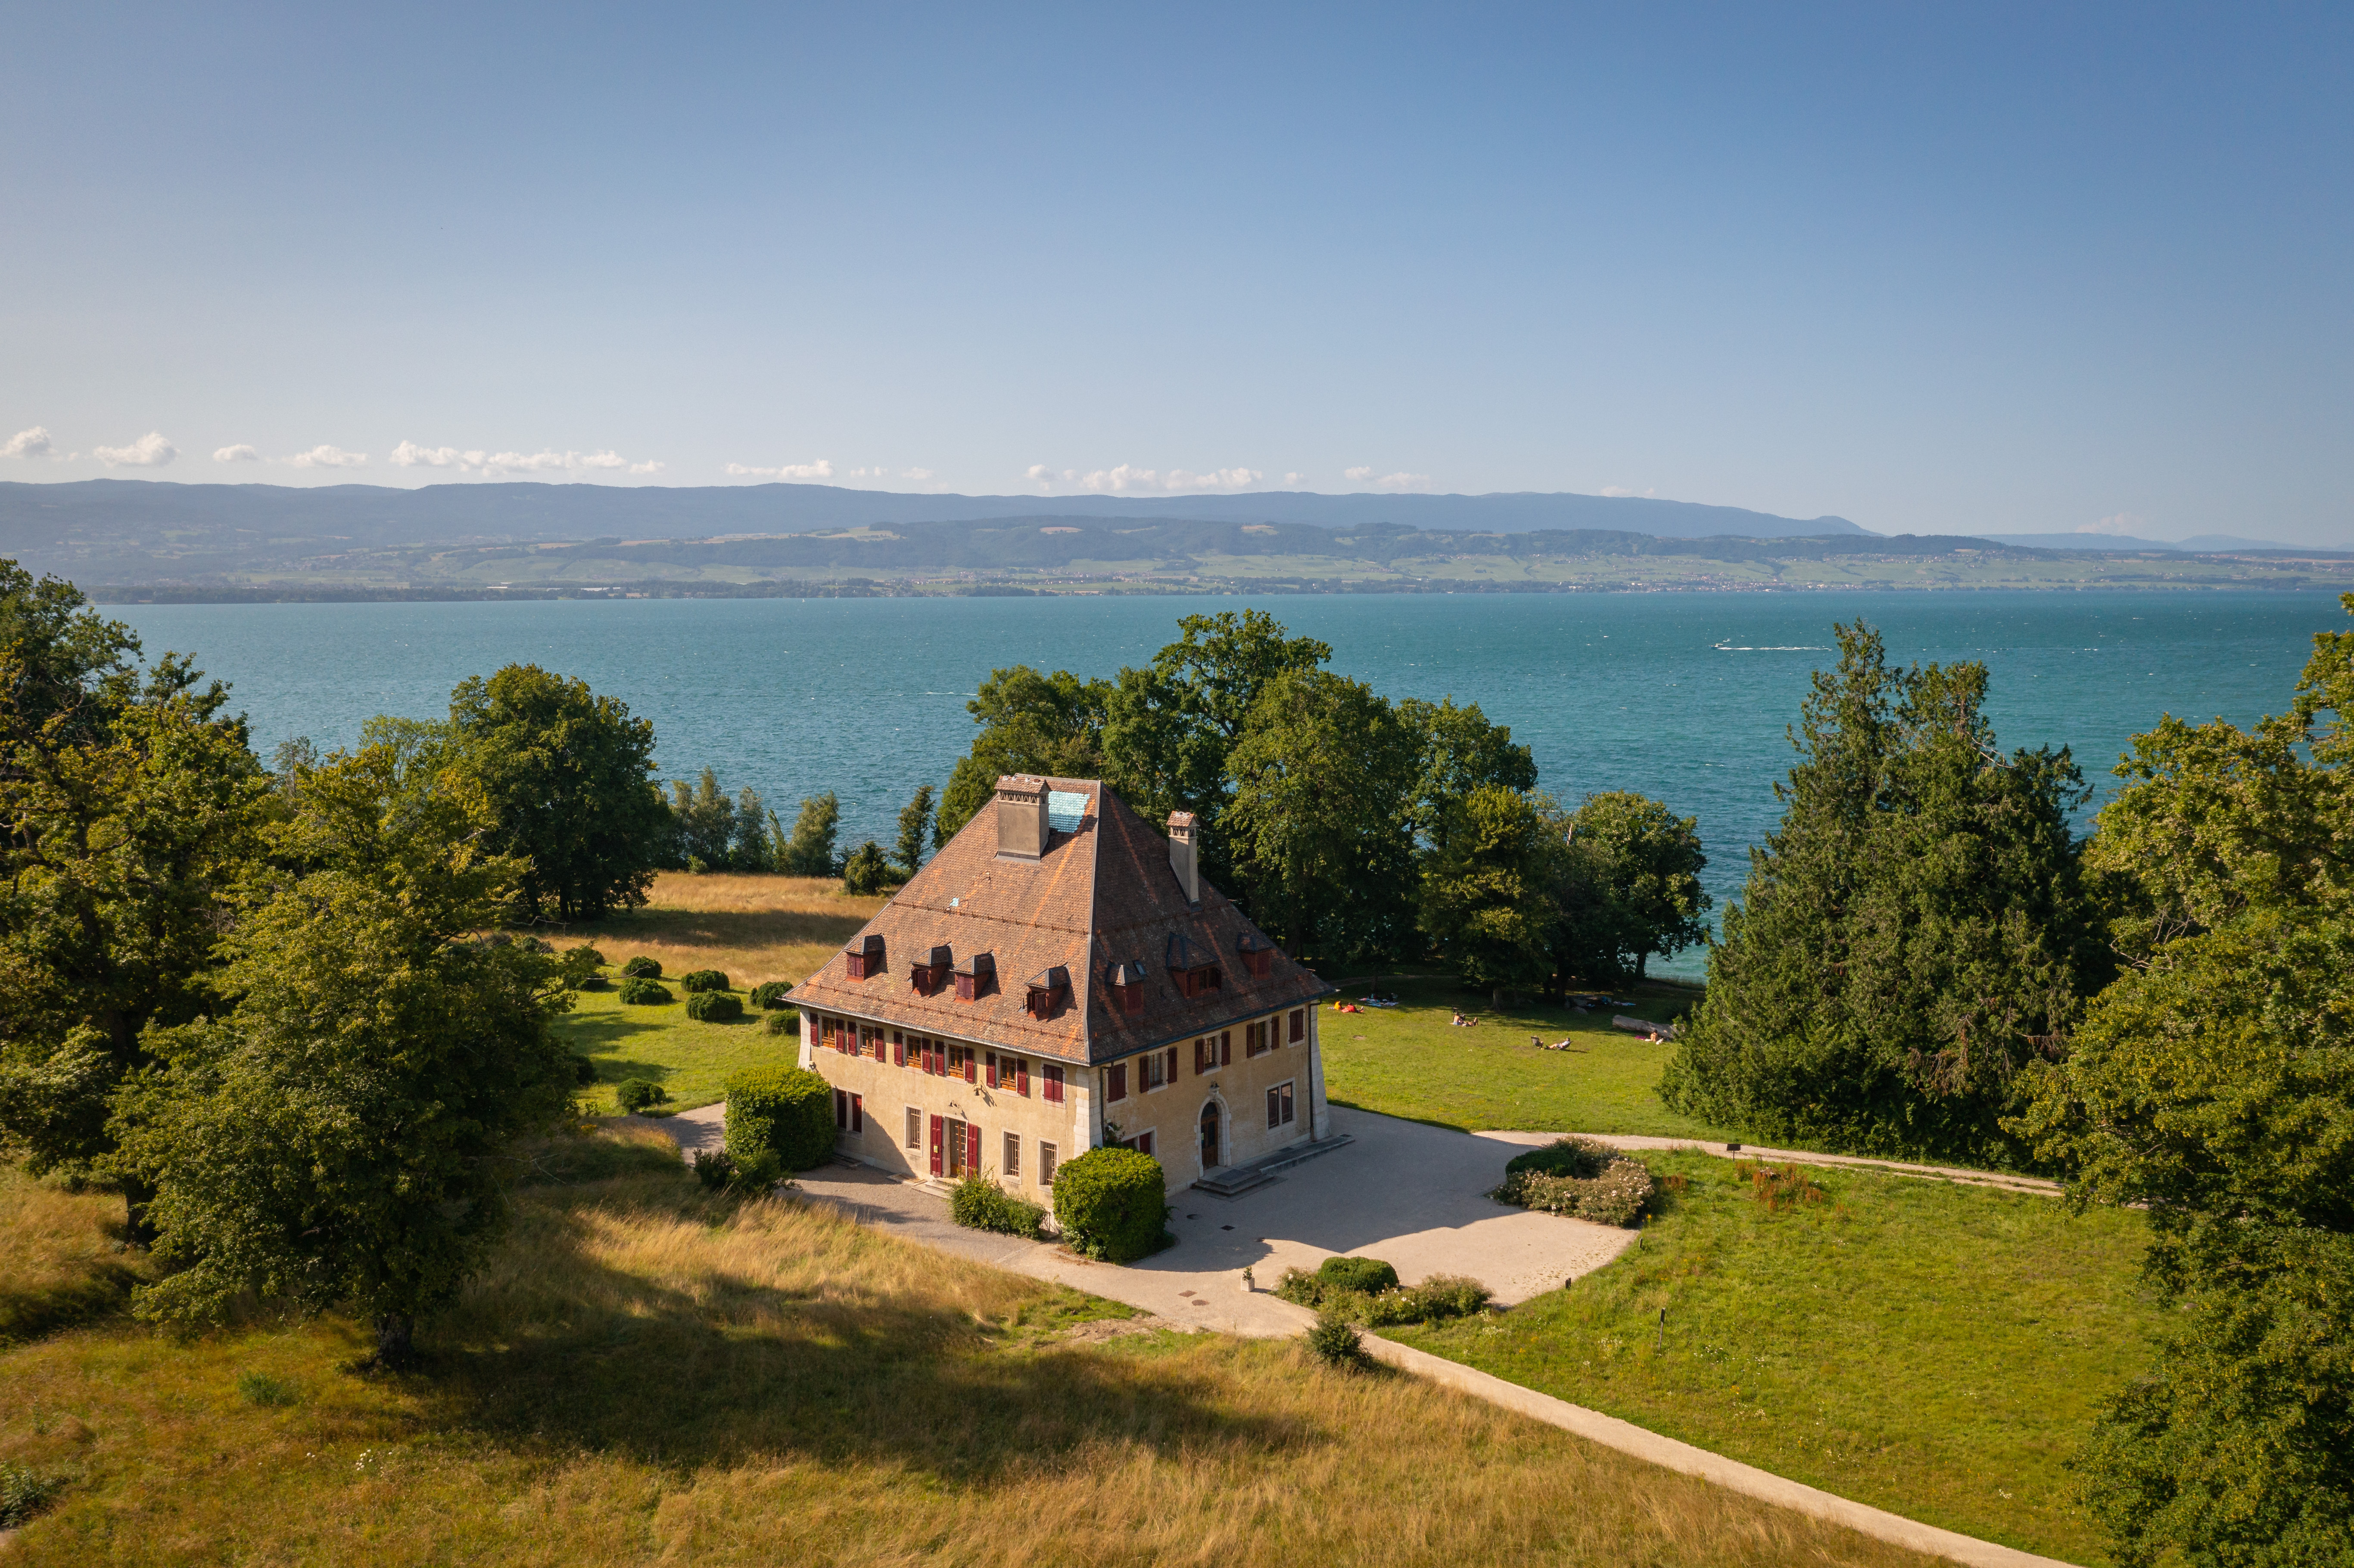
[996,775,1049,860]
[1168,810,1199,904]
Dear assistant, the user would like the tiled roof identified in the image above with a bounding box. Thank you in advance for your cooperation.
[784,778,1332,1063]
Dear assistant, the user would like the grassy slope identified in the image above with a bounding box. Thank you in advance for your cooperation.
[0,1135,1945,1568]
[1389,1151,2159,1564]
[1318,976,1731,1139]
[553,873,882,1112]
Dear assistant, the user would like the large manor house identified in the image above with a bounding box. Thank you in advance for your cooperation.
[787,775,1334,1195]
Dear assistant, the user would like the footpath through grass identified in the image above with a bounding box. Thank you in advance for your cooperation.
[551,873,884,1112]
[0,1132,1947,1568]
[1318,975,1731,1138]
[1389,1150,2161,1564]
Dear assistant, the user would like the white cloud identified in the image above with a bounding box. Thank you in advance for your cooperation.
[1344,466,1374,482]
[3,426,58,460]
[902,467,933,481]
[213,444,262,463]
[1375,471,1432,492]
[1027,463,1266,495]
[93,431,177,467]
[725,459,834,481]
[2080,512,2147,536]
[392,442,662,477]
[285,445,368,469]
[1599,485,1657,498]
[1282,472,1304,487]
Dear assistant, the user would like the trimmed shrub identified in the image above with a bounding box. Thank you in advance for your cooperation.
[764,1011,797,1037]
[685,991,744,1022]
[620,956,662,979]
[1411,1274,1494,1319]
[1305,1310,1367,1369]
[560,944,607,989]
[618,978,673,1005]
[950,1175,1046,1239]
[750,980,792,1010]
[616,1077,667,1114]
[573,1054,599,1086]
[680,968,729,993]
[725,1064,836,1172]
[691,1147,780,1192]
[1277,1266,1494,1325]
[1051,1147,1168,1262]
[1317,1255,1399,1295]
[1491,1138,1654,1226]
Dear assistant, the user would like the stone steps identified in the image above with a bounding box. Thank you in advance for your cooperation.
[1193,1133,1355,1198]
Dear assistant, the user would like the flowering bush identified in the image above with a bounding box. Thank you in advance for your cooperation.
[1490,1137,1655,1226]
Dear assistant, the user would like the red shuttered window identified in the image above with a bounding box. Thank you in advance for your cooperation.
[1166,1046,1178,1086]
[1042,1064,1065,1104]
[1107,1063,1127,1103]
[1289,1008,1305,1044]
[965,1122,981,1175]
[928,1114,945,1176]
[986,1052,1000,1089]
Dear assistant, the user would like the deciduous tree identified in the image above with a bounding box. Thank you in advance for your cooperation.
[1417,784,1560,1001]
[447,665,664,921]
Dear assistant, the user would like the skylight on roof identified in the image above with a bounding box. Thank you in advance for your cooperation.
[1046,790,1089,834]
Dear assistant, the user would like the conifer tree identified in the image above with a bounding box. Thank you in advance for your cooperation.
[1661,622,2102,1163]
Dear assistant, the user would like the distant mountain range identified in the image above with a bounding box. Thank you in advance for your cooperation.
[1970,531,2335,553]
[0,478,1865,558]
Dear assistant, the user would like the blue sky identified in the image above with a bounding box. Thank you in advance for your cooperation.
[2,3,2347,541]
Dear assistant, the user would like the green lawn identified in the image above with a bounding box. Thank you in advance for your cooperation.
[1319,976,1732,1138]
[1388,1150,2160,1564]
[555,973,798,1113]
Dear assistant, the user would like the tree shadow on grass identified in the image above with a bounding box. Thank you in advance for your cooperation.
[574,907,869,953]
[427,1180,1312,1482]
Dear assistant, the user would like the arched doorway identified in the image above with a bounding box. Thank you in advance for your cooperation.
[1199,1100,1222,1170]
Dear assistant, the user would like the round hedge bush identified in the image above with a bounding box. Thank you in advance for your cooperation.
[724,1064,836,1173]
[1051,1147,1168,1262]
[620,956,662,979]
[1504,1136,1613,1181]
[615,1077,667,1113]
[680,968,729,993]
[749,980,791,1010]
[572,1054,599,1086]
[618,978,673,1005]
[1316,1255,1400,1295]
[685,991,744,1023]
[763,1010,797,1037]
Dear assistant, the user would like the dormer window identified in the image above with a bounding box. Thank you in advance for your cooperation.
[911,944,953,996]
[1165,932,1222,999]
[953,952,996,1001]
[1025,965,1070,1020]
[1105,959,1148,1017]
[1236,930,1275,979]
[844,933,886,980]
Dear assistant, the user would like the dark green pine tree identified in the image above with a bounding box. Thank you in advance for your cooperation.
[1661,622,2106,1164]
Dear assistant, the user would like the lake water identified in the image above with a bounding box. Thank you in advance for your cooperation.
[113,589,2348,979]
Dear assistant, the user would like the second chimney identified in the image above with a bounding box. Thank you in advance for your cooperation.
[1168,810,1199,904]
[996,774,1049,860]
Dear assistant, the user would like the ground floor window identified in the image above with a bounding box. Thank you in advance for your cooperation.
[1003,1131,1021,1177]
[1118,1129,1156,1157]
[930,1115,980,1178]
[1039,1142,1058,1186]
[905,1106,922,1150]
[1266,1081,1294,1131]
[834,1089,863,1134]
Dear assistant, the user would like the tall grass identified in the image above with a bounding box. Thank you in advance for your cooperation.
[560,872,884,991]
[0,1129,1941,1567]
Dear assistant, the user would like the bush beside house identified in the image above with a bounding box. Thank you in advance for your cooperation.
[724,1064,836,1172]
[1050,1147,1168,1262]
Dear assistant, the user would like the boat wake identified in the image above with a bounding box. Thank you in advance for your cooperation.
[1713,641,1830,652]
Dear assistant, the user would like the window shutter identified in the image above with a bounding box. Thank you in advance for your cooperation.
[1289,1009,1305,1043]
[834,1089,847,1128]
[1108,1063,1127,1102]
[1220,1030,1231,1066]
[1166,1046,1178,1085]
[964,1052,977,1085]
[1017,1058,1030,1096]
[1267,1087,1280,1130]
[850,1094,863,1134]
[966,1122,982,1173]
[929,1114,944,1176]
[894,1034,906,1067]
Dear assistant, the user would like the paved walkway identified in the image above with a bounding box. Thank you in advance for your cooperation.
[635,1102,2076,1567]
[1477,1130,2064,1198]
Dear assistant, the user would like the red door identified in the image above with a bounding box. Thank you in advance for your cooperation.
[928,1114,944,1176]
[966,1121,982,1175]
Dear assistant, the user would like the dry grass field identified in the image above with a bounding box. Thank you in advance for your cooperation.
[0,1128,1946,1568]
[555,872,888,992]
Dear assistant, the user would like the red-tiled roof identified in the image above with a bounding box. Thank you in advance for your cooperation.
[784,778,1331,1063]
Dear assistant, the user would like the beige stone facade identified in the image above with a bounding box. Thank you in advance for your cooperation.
[798,1000,1329,1195]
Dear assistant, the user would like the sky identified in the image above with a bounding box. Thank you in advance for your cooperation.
[2,3,2348,541]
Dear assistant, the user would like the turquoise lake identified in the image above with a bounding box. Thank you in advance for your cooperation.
[113,589,2349,979]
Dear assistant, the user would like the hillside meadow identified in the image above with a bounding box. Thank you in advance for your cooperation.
[0,1132,1949,1568]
